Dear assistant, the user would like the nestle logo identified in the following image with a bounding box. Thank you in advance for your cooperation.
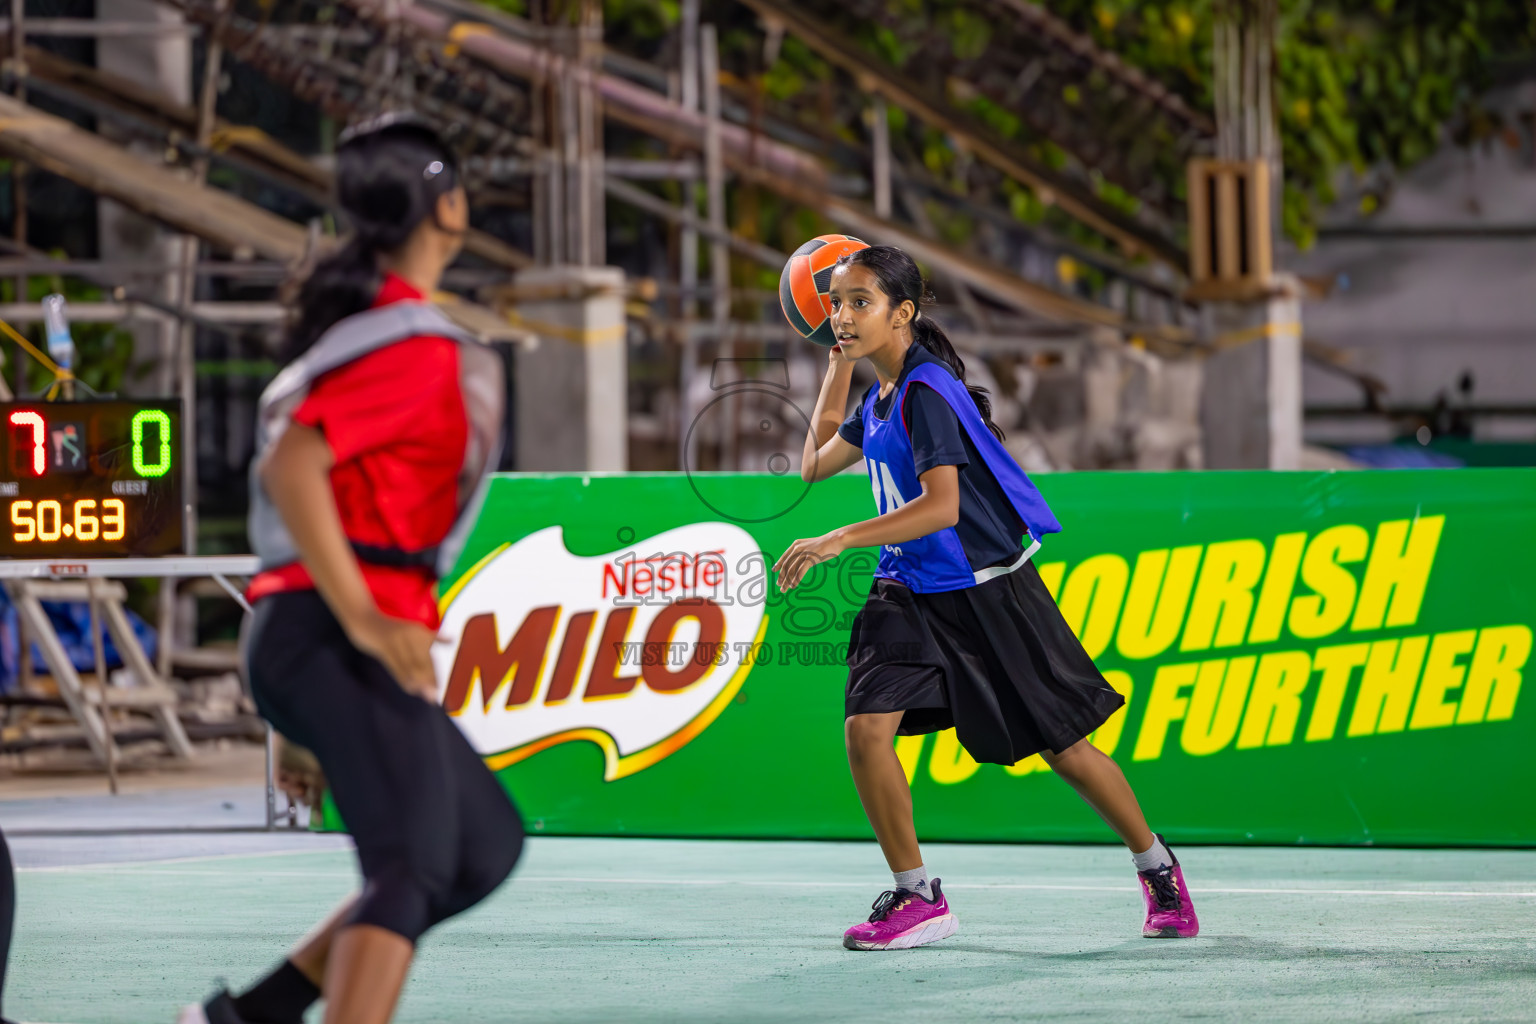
[49,564,89,576]
[601,550,726,602]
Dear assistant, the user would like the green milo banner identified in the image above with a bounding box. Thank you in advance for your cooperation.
[406,470,1534,847]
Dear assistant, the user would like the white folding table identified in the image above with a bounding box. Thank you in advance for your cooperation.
[0,556,279,815]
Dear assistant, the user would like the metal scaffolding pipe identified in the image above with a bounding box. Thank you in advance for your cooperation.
[869,96,892,221]
[0,258,510,286]
[0,301,284,323]
[660,319,1088,355]
[345,0,825,187]
[602,177,786,271]
[701,24,728,327]
[470,156,700,181]
[0,93,304,260]
[0,18,195,37]
[733,0,1184,268]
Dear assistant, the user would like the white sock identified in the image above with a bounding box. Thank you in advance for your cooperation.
[1132,836,1172,873]
[893,865,932,898]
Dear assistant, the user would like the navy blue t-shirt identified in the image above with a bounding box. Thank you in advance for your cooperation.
[838,345,1027,572]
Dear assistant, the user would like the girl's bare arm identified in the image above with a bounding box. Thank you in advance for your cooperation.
[801,351,865,483]
[260,424,437,695]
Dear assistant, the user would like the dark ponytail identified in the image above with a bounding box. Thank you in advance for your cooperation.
[838,245,1005,441]
[280,115,461,364]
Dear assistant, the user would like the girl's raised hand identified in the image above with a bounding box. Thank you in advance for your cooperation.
[773,531,847,591]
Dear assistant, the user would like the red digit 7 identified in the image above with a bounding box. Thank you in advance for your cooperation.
[9,411,44,476]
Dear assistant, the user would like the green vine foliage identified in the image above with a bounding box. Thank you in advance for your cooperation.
[1048,0,1536,247]
[587,0,1533,254]
[601,0,680,41]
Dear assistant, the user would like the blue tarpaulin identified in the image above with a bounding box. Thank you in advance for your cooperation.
[0,588,158,695]
[1339,444,1466,469]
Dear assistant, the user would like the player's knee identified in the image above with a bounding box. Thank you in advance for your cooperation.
[1041,738,1094,780]
[352,860,437,943]
[844,715,889,759]
[457,846,519,910]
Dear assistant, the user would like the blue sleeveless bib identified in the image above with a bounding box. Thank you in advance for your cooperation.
[859,357,1061,593]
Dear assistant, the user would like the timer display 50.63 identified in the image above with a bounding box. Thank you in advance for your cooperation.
[0,401,183,557]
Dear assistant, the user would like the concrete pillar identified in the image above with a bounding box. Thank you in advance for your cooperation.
[512,266,628,472]
[1200,274,1303,469]
[95,0,191,398]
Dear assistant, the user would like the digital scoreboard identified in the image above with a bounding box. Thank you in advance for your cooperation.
[0,401,183,558]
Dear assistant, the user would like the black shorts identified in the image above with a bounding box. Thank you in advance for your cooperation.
[845,560,1125,765]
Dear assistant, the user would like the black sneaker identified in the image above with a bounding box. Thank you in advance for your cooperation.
[176,991,247,1024]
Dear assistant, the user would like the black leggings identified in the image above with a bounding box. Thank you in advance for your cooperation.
[247,591,524,943]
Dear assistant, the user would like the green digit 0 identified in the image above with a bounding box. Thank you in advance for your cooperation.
[131,410,172,478]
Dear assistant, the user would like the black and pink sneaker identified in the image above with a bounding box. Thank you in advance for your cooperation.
[1138,834,1199,938]
[842,879,959,950]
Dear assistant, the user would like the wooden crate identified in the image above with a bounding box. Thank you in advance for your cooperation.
[1187,158,1273,302]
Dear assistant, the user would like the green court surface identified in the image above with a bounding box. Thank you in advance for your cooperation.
[10,836,1536,1023]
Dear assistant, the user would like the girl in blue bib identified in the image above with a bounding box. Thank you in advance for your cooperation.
[774,246,1199,950]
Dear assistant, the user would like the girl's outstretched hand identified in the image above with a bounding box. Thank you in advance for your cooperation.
[774,531,846,591]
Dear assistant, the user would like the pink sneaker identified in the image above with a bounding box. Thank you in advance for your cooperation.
[842,880,959,950]
[1138,834,1199,938]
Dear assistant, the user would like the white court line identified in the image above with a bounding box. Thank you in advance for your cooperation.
[17,844,350,874]
[22,865,1536,898]
[515,877,1536,899]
